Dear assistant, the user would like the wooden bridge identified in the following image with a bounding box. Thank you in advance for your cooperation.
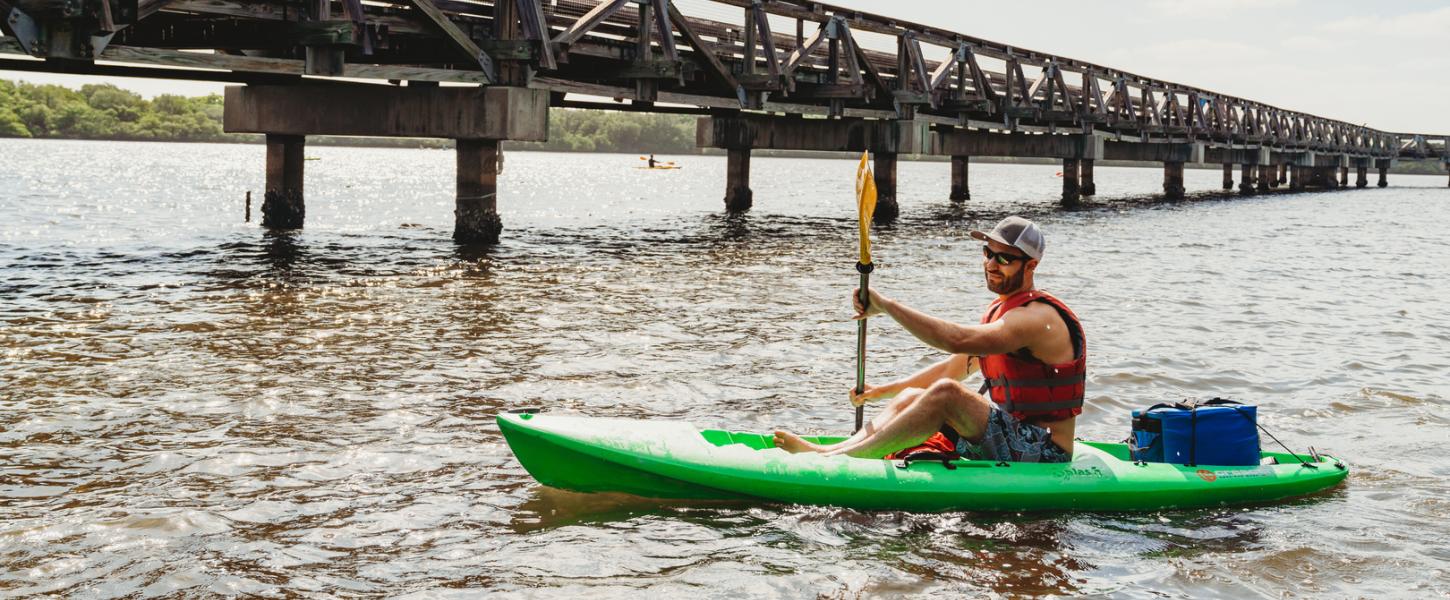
[2,0,1446,242]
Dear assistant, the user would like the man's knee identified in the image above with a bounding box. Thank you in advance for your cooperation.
[887,387,926,410]
[924,378,992,421]
[925,378,970,398]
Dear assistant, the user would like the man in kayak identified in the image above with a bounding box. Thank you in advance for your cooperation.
[774,215,1086,463]
[648,154,657,168]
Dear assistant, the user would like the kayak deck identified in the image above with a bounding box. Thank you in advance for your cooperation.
[498,412,1348,512]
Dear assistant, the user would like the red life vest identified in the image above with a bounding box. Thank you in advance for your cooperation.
[885,290,1085,460]
[977,289,1087,424]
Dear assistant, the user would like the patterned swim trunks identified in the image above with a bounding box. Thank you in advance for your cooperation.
[955,405,1073,463]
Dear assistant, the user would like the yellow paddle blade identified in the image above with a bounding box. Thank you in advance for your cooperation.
[855,151,877,265]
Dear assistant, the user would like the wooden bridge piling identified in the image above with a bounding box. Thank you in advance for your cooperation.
[1222,164,1234,190]
[873,152,900,222]
[1377,161,1390,188]
[263,134,306,229]
[949,156,970,202]
[1163,162,1185,199]
[1238,163,1256,195]
[724,148,753,212]
[1258,165,1272,192]
[456,139,504,244]
[1356,166,1369,188]
[1061,159,1081,205]
[1079,160,1096,197]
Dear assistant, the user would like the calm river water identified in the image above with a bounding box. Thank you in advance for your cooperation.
[2,139,1448,598]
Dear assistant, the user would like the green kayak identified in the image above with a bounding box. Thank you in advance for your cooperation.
[497,411,1348,512]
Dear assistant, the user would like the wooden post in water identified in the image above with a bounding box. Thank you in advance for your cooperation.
[245,191,251,222]
[1258,165,1272,192]
[1061,159,1081,204]
[1221,163,1233,190]
[1356,166,1368,188]
[1278,163,1288,185]
[1238,163,1255,194]
[1079,159,1095,197]
[455,139,503,244]
[1163,162,1185,199]
[1377,165,1388,188]
[1269,164,1281,188]
[1289,165,1304,190]
[873,152,899,223]
[263,134,305,229]
[949,155,970,202]
[1339,166,1349,187]
[724,148,753,212]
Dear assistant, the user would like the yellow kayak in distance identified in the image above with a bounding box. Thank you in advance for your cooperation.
[635,164,683,170]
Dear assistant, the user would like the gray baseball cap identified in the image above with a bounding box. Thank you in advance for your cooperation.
[969,216,1045,259]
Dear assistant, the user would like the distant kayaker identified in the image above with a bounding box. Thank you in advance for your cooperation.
[648,154,657,168]
[774,216,1086,463]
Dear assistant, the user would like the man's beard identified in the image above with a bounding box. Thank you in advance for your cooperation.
[985,268,1025,295]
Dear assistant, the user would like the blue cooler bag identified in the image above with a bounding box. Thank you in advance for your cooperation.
[1131,399,1261,466]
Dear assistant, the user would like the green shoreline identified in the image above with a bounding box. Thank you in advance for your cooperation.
[3,80,1445,175]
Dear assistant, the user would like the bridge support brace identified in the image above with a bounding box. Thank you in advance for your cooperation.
[724,148,753,212]
[225,84,548,243]
[263,134,305,229]
[455,140,503,244]
[1163,162,1185,199]
[1258,165,1272,192]
[874,152,900,223]
[950,155,970,202]
[1062,159,1081,205]
[1079,159,1096,197]
[1222,163,1233,190]
[1356,166,1368,188]
[1238,163,1256,194]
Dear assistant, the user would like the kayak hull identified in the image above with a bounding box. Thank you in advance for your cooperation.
[497,412,1348,512]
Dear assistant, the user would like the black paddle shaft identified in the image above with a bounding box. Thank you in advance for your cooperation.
[854,262,874,433]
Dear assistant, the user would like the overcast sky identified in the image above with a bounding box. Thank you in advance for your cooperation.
[3,0,1446,134]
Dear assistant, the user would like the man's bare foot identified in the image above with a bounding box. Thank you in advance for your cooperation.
[772,430,825,454]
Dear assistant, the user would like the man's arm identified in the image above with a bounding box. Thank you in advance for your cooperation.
[861,290,1052,356]
[875,354,978,397]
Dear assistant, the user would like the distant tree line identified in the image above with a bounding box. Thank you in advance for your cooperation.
[0,80,228,141]
[0,79,700,153]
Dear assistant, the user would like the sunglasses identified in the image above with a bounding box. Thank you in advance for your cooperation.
[982,246,1031,265]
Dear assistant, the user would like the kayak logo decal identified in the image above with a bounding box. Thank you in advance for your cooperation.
[1196,469,1217,482]
[1056,466,1106,480]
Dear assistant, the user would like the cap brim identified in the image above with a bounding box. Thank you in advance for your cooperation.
[969,230,1011,246]
[970,230,1041,259]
